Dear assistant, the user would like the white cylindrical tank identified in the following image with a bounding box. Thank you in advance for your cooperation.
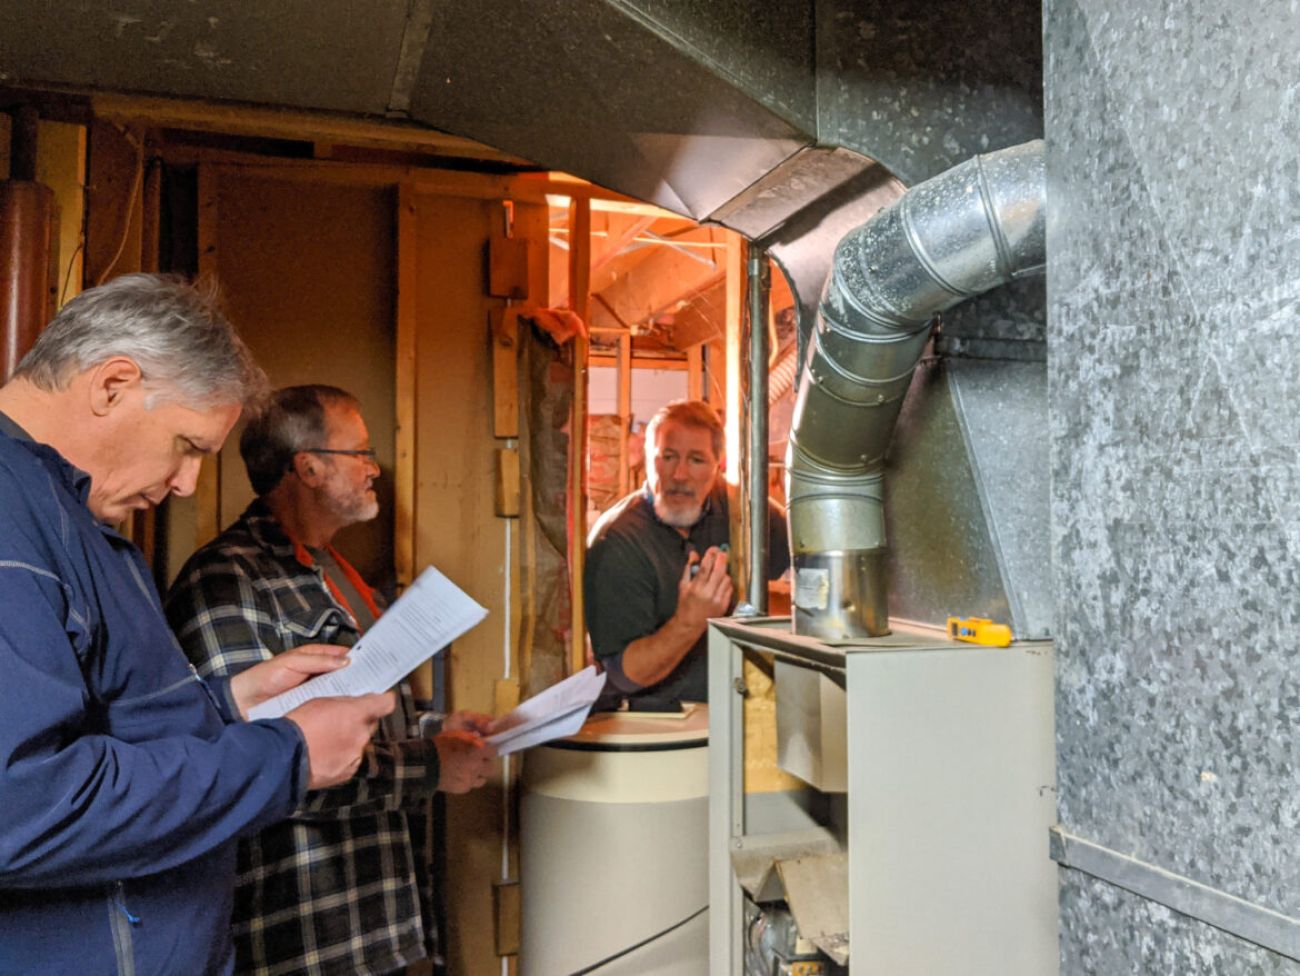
[520,705,709,976]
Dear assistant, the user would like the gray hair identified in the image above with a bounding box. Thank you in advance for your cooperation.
[646,398,724,460]
[13,273,266,409]
[240,385,359,495]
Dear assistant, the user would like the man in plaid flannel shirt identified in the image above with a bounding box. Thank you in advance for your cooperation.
[166,385,495,976]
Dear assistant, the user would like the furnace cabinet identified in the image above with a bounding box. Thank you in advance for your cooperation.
[707,616,1059,975]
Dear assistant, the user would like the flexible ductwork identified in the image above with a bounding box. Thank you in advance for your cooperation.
[785,139,1046,639]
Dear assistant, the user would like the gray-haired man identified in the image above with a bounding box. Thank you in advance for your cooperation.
[166,385,495,976]
[0,274,392,976]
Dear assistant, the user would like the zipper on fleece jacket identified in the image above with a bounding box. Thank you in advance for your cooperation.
[107,880,138,976]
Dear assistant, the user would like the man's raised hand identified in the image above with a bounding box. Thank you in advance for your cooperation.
[675,545,733,632]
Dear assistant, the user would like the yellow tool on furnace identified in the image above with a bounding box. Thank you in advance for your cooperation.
[947,616,1012,647]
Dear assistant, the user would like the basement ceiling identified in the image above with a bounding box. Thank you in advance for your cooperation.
[1,0,1042,342]
[0,1,424,117]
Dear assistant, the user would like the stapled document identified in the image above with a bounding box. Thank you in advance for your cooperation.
[247,565,488,721]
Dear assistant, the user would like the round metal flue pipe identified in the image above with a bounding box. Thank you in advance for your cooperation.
[785,140,1046,640]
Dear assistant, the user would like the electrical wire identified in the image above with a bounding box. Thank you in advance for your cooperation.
[94,127,144,286]
[566,905,708,976]
[57,238,85,307]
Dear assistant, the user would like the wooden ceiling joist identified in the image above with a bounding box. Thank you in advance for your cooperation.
[89,93,526,163]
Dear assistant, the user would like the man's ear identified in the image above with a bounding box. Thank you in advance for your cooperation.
[291,451,324,487]
[87,357,144,417]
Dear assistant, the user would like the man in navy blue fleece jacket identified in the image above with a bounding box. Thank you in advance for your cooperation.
[0,274,394,976]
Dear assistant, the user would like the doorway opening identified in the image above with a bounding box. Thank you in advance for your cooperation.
[547,195,797,531]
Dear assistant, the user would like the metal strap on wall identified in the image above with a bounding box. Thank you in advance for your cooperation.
[1050,827,1300,960]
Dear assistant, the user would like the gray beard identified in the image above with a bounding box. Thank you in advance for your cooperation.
[653,497,702,528]
[324,488,379,526]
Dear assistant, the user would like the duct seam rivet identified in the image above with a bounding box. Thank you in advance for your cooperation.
[732,677,749,698]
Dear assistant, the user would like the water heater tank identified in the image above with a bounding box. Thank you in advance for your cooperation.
[520,706,710,975]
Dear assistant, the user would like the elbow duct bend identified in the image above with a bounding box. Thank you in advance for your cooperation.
[785,139,1045,639]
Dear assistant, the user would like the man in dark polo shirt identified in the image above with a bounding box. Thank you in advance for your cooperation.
[584,399,789,704]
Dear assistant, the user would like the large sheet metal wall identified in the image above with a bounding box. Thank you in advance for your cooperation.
[1047,0,1299,969]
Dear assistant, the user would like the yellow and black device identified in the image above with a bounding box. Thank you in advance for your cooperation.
[947,616,1013,647]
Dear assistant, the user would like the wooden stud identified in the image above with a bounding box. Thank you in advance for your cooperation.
[494,447,521,517]
[616,330,632,496]
[140,154,161,273]
[91,92,526,164]
[687,344,704,400]
[34,120,86,309]
[84,121,143,287]
[724,233,750,602]
[488,236,531,299]
[588,354,689,371]
[492,878,521,957]
[407,191,513,974]
[567,197,591,676]
[395,183,418,590]
[151,139,645,208]
[193,162,221,550]
[494,677,521,716]
[490,307,520,438]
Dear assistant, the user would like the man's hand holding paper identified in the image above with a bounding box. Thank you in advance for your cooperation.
[247,566,488,721]
[484,666,608,756]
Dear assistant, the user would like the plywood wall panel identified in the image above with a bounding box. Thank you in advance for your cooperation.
[202,169,396,588]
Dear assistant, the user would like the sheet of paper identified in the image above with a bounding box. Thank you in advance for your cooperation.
[248,565,488,721]
[485,666,607,756]
[488,705,591,756]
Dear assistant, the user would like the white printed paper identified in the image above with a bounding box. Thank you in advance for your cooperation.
[485,666,607,756]
[248,565,488,720]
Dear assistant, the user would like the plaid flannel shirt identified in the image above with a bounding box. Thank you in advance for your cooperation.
[165,500,441,976]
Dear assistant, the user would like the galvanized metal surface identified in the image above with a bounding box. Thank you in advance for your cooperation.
[816,0,1043,188]
[947,358,1052,637]
[0,0,412,116]
[614,0,816,131]
[1051,828,1300,960]
[709,146,883,241]
[1047,0,1300,970]
[884,359,1014,633]
[793,550,890,640]
[764,166,906,379]
[1060,874,1300,976]
[786,141,1045,639]
[411,0,810,220]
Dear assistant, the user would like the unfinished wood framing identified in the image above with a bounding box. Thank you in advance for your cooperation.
[616,330,632,497]
[395,184,419,591]
[90,92,527,163]
[566,196,591,676]
[83,120,145,288]
[405,188,518,975]
[490,308,521,438]
[192,163,222,551]
[687,344,704,399]
[153,139,641,207]
[34,120,86,309]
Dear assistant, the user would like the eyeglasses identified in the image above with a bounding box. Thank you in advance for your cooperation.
[301,448,379,462]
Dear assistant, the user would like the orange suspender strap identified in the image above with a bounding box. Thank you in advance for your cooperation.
[289,537,383,627]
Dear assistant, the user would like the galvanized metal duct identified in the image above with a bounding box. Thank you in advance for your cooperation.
[786,139,1046,639]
